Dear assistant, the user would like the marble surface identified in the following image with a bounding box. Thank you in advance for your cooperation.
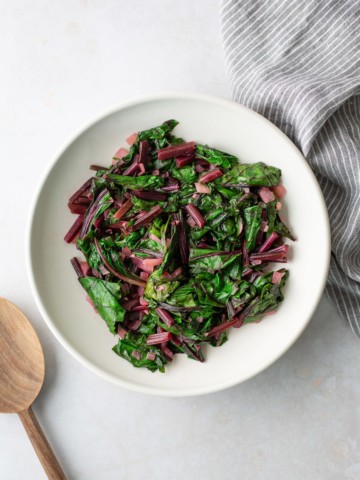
[1,1,359,479]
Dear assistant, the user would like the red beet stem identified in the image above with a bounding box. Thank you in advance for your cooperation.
[139,140,149,165]
[195,158,211,168]
[70,257,84,278]
[176,212,189,264]
[67,203,88,215]
[258,232,279,253]
[80,189,111,238]
[155,307,174,327]
[129,205,163,231]
[200,169,223,183]
[113,199,133,220]
[89,165,106,172]
[68,178,93,204]
[249,244,288,262]
[205,318,240,338]
[122,158,140,176]
[132,190,168,201]
[64,215,84,243]
[146,331,172,345]
[175,155,194,168]
[185,204,205,228]
[161,182,179,192]
[158,142,196,160]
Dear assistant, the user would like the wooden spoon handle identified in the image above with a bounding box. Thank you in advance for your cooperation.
[18,407,67,480]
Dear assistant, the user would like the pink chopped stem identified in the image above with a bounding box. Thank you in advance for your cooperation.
[68,203,88,215]
[199,168,223,183]
[155,307,174,327]
[68,178,92,204]
[122,299,139,311]
[161,183,179,192]
[195,182,210,194]
[258,232,279,253]
[64,215,84,243]
[89,164,105,172]
[272,271,285,284]
[113,199,133,220]
[117,326,127,339]
[250,244,288,262]
[132,350,141,360]
[272,184,287,199]
[131,305,149,312]
[126,132,138,146]
[149,233,161,243]
[146,352,156,361]
[185,204,205,228]
[122,159,140,176]
[132,190,168,201]
[130,256,154,273]
[70,257,84,278]
[161,343,174,360]
[113,147,129,160]
[259,187,275,203]
[146,332,172,345]
[143,258,163,267]
[175,155,194,168]
[139,140,149,165]
[205,318,239,338]
[129,205,163,231]
[128,319,142,331]
[158,141,196,160]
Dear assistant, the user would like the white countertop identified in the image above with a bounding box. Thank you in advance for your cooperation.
[1,1,360,479]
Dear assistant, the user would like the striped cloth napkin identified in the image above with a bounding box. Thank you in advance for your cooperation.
[220,0,360,336]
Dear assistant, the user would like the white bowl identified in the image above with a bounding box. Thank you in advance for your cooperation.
[27,92,330,396]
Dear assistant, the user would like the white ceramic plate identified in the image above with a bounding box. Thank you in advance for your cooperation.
[27,93,330,396]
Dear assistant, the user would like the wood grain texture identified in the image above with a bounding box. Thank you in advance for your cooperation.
[19,408,67,480]
[0,298,67,479]
[0,297,44,413]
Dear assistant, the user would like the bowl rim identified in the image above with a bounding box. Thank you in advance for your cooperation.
[26,91,331,396]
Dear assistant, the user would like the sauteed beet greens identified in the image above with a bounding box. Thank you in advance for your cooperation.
[64,120,294,373]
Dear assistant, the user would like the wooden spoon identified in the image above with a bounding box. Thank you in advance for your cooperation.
[0,297,66,479]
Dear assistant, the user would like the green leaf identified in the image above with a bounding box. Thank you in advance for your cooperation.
[97,237,145,284]
[79,277,125,333]
[159,225,180,274]
[222,162,281,187]
[243,269,289,323]
[171,164,197,184]
[244,205,262,251]
[130,195,166,212]
[113,332,169,372]
[196,145,238,168]
[189,249,241,274]
[138,119,179,141]
[166,283,197,308]
[144,270,180,302]
[106,174,165,190]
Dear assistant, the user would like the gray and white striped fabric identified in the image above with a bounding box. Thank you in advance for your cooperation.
[220,0,360,336]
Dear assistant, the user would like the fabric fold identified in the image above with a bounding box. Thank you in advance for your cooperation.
[220,0,360,335]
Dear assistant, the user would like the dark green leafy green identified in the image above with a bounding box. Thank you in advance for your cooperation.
[244,205,262,251]
[79,277,125,334]
[106,174,164,190]
[66,119,293,373]
[113,332,168,373]
[222,162,281,186]
[196,145,238,168]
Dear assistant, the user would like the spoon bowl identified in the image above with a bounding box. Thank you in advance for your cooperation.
[0,298,45,413]
[0,298,66,479]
